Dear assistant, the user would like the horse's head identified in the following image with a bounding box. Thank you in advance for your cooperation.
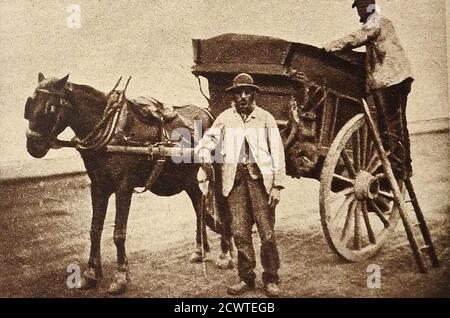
[24,73,73,158]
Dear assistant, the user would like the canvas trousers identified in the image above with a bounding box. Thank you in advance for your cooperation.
[227,166,280,285]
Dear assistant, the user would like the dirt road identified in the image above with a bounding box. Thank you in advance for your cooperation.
[0,132,449,298]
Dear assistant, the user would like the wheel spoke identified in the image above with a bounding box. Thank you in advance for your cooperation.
[333,173,355,184]
[362,200,376,244]
[369,200,390,228]
[341,199,356,242]
[340,149,356,178]
[352,130,361,172]
[367,153,382,173]
[374,173,386,180]
[331,193,354,224]
[360,124,368,169]
[374,196,391,211]
[379,190,394,200]
[354,201,362,250]
[329,187,354,202]
[366,136,375,169]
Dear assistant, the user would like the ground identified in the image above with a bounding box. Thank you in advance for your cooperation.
[0,132,449,298]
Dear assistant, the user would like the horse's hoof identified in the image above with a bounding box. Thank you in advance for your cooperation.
[189,251,203,263]
[108,281,127,295]
[78,276,97,290]
[108,272,128,295]
[78,268,98,290]
[215,254,234,270]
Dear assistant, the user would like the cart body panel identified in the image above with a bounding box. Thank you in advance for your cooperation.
[192,33,367,179]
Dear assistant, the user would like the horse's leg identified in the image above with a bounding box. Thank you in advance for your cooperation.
[186,186,234,269]
[186,188,210,263]
[108,189,133,295]
[79,185,110,289]
[216,204,234,270]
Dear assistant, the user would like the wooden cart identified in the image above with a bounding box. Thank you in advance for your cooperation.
[191,33,439,271]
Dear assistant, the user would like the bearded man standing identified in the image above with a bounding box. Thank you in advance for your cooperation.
[195,73,286,297]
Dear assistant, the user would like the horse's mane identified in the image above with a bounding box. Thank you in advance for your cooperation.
[67,83,108,116]
[69,83,106,100]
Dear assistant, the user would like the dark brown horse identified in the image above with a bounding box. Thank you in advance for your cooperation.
[24,73,233,294]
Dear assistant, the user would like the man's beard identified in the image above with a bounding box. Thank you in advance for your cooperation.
[235,98,255,115]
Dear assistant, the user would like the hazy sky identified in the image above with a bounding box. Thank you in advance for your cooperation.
[0,0,448,163]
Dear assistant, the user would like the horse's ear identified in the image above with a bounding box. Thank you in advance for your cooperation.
[38,72,46,83]
[55,74,70,90]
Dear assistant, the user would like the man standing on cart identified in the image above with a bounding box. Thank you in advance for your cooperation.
[324,0,414,180]
[195,73,286,297]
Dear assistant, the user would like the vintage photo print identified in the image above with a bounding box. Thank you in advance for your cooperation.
[0,0,448,302]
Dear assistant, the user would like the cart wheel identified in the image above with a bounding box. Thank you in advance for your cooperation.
[320,114,403,262]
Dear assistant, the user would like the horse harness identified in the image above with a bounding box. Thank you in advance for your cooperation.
[25,87,75,149]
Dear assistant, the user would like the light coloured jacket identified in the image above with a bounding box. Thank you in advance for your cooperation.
[195,104,286,197]
[326,14,413,90]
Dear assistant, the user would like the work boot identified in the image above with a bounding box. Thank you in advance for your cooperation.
[264,283,281,298]
[227,280,255,296]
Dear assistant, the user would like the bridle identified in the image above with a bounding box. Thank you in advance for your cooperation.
[26,87,74,149]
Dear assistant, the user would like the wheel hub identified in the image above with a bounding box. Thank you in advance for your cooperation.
[354,170,379,200]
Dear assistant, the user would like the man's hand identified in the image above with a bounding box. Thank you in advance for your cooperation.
[197,147,212,164]
[268,188,281,208]
[197,167,209,195]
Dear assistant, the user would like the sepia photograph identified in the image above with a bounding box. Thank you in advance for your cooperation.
[0,0,449,303]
